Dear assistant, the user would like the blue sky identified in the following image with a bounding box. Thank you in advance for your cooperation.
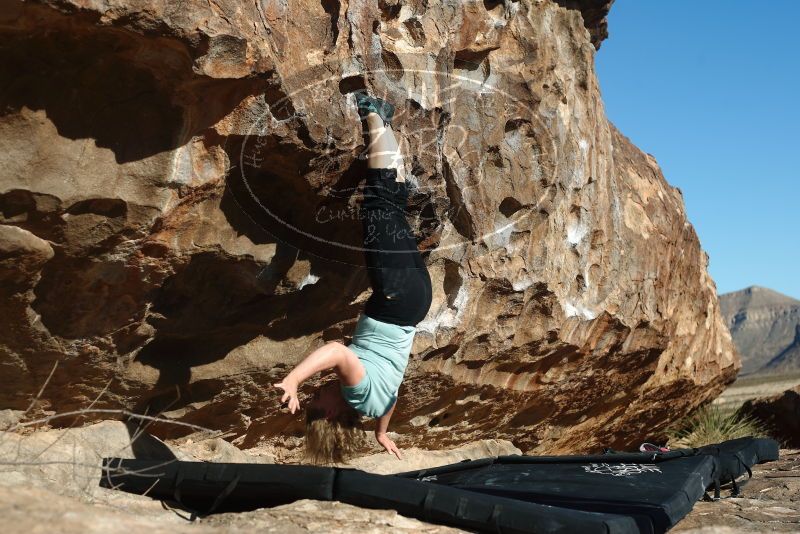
[595,0,799,299]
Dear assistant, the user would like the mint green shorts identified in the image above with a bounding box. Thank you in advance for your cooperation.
[341,314,416,418]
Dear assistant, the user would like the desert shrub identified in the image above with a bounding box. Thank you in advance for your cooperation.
[665,404,770,448]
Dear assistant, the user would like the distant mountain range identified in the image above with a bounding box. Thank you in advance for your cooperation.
[719,286,800,376]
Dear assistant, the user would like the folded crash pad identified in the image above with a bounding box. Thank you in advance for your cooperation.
[100,458,638,534]
[397,436,780,534]
[100,436,779,534]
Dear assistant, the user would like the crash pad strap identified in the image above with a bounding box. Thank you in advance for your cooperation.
[173,468,241,520]
[207,473,241,514]
[455,496,468,518]
[173,469,198,521]
[423,487,436,519]
[490,504,504,533]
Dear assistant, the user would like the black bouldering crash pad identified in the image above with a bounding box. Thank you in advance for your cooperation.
[100,436,779,534]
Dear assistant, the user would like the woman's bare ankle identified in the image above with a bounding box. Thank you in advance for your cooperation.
[366,113,383,129]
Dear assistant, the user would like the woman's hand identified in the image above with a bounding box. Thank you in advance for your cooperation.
[274,379,300,414]
[375,431,403,460]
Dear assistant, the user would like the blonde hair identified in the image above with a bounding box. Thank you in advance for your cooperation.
[304,403,364,465]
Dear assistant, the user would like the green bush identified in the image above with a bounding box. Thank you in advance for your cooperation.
[665,404,770,448]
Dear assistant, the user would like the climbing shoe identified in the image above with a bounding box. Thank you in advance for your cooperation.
[354,90,395,127]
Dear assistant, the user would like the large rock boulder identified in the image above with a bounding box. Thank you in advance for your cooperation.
[0,0,737,455]
[0,421,187,498]
[741,386,800,448]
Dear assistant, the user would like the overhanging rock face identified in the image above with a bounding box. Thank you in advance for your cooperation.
[0,0,737,454]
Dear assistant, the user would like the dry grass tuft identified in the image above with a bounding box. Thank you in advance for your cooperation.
[665,404,770,448]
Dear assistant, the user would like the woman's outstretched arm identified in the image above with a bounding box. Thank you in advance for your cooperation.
[375,399,402,459]
[274,341,365,413]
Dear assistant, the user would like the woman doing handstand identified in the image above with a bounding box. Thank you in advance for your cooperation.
[274,92,433,463]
